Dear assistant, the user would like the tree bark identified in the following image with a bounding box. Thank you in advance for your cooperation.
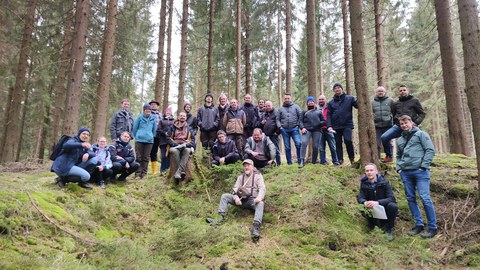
[349,0,378,165]
[433,0,470,155]
[51,0,74,148]
[457,0,480,200]
[374,0,386,87]
[285,0,292,94]
[93,0,118,139]
[341,0,351,95]
[207,0,215,93]
[306,0,317,98]
[2,0,37,163]
[154,0,167,103]
[318,24,324,96]
[244,1,251,95]
[163,0,174,111]
[177,0,189,112]
[235,0,242,100]
[16,61,33,162]
[63,0,90,136]
[277,6,283,106]
[0,87,13,156]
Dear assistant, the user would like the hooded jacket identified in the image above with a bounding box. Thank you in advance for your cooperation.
[224,107,246,135]
[133,112,157,143]
[357,173,396,206]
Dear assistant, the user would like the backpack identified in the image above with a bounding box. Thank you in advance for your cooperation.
[49,135,71,161]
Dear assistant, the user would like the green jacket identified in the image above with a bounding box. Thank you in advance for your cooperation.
[396,126,435,171]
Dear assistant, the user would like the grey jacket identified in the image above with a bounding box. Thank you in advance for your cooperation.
[396,126,435,171]
[245,135,276,161]
[276,102,304,129]
[372,96,394,128]
[109,109,134,140]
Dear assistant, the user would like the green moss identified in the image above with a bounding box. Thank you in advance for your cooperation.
[95,227,121,241]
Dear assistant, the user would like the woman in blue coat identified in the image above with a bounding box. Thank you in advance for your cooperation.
[132,103,157,178]
[51,128,98,190]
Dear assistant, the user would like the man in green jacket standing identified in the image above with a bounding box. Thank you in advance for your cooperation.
[396,115,437,238]
[372,86,394,162]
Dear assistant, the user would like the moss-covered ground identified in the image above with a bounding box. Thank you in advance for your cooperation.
[0,154,478,269]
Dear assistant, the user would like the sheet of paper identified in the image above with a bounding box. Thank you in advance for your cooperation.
[372,204,388,220]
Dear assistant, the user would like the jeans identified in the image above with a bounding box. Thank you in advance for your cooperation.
[319,129,339,164]
[159,145,170,172]
[268,135,282,165]
[376,127,392,158]
[218,193,264,223]
[300,130,321,163]
[400,169,437,230]
[281,127,301,165]
[334,128,354,162]
[380,125,402,158]
[66,157,98,182]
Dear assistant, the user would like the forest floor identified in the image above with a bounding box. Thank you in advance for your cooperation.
[0,154,479,269]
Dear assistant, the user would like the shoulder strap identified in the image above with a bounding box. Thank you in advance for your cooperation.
[399,130,418,157]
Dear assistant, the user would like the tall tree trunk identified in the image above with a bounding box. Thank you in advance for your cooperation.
[244,2,251,95]
[35,97,51,163]
[457,0,480,200]
[235,0,242,100]
[0,87,13,156]
[177,0,189,112]
[154,0,167,103]
[318,26,324,96]
[349,0,378,165]
[163,0,174,111]
[16,61,33,162]
[285,0,292,94]
[51,0,74,148]
[63,0,90,136]
[207,0,215,93]
[93,0,118,139]
[341,0,351,95]
[374,0,385,87]
[306,0,317,98]
[434,0,470,155]
[277,6,283,106]
[2,0,36,163]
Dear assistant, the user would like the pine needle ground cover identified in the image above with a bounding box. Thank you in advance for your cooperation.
[0,154,478,269]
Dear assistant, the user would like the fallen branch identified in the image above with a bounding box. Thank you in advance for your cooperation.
[27,192,97,246]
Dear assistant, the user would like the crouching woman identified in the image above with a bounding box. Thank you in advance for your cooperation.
[109,131,140,182]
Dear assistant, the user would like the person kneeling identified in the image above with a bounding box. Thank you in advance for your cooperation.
[109,131,140,182]
[357,163,398,241]
[211,130,241,166]
[244,128,276,169]
[206,159,266,241]
[91,137,113,189]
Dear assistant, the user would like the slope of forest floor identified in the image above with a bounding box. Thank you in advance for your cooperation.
[0,154,479,269]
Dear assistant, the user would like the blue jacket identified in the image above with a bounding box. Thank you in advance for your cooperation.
[133,113,157,143]
[109,139,136,166]
[51,136,95,176]
[327,93,358,129]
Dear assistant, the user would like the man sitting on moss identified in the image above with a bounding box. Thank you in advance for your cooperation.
[206,159,266,241]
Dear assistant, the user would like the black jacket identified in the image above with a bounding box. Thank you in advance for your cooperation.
[212,139,239,162]
[357,174,396,206]
[240,102,258,130]
[392,95,426,126]
[302,108,326,131]
[261,109,281,136]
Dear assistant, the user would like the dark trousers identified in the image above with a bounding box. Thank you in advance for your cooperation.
[245,153,270,169]
[334,128,354,162]
[159,144,170,172]
[364,202,398,232]
[150,137,160,162]
[200,130,217,149]
[228,134,246,159]
[268,135,282,165]
[91,168,113,183]
[135,142,153,176]
[111,161,140,179]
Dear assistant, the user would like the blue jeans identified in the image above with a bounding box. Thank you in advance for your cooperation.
[320,130,339,164]
[160,145,170,172]
[67,157,98,182]
[334,128,354,162]
[380,125,402,158]
[376,127,393,158]
[400,169,437,230]
[268,135,282,165]
[300,130,321,163]
[281,127,301,165]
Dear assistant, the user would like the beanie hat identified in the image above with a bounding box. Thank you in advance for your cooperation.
[333,83,343,90]
[165,107,172,114]
[143,103,151,111]
[77,127,91,137]
[217,130,226,136]
[306,96,315,104]
[184,103,192,110]
[205,93,214,101]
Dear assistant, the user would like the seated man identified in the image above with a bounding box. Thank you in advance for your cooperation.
[91,136,113,189]
[244,128,276,169]
[211,130,241,166]
[109,131,140,182]
[357,163,398,241]
[206,159,266,241]
[168,111,195,183]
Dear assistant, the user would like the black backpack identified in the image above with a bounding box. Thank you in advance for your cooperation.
[49,135,71,161]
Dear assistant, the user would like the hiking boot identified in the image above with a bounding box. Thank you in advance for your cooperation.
[349,157,355,165]
[174,170,182,180]
[408,225,424,236]
[381,156,393,163]
[420,229,437,239]
[251,221,261,241]
[78,182,93,190]
[55,177,66,189]
[99,180,106,189]
[385,228,394,242]
[298,159,304,168]
[339,160,344,165]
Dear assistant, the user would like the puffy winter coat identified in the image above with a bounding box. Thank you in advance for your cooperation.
[277,102,303,129]
[109,139,136,165]
[224,108,246,135]
[372,95,394,128]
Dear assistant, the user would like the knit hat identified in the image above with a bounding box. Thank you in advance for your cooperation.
[332,83,343,90]
[149,99,160,106]
[77,127,91,137]
[165,107,172,114]
[217,130,226,136]
[143,103,151,111]
[306,96,315,104]
[205,93,214,101]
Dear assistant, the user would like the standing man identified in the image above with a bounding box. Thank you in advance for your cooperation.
[396,115,437,238]
[109,99,134,142]
[217,93,229,132]
[318,95,339,165]
[149,100,162,174]
[244,128,276,169]
[300,96,325,167]
[240,94,258,138]
[168,111,196,183]
[197,93,220,148]
[372,87,394,163]
[184,103,198,137]
[223,99,246,158]
[260,101,282,165]
[277,93,303,165]
[380,84,426,163]
[132,104,157,178]
[256,99,266,121]
[327,83,358,165]
[357,163,398,241]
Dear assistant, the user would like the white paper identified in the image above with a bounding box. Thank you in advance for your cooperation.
[372,205,388,220]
